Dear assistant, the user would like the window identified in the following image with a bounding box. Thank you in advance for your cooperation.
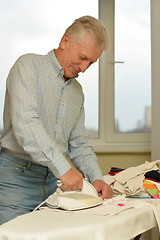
[114,0,151,133]
[93,0,151,152]
[0,0,151,152]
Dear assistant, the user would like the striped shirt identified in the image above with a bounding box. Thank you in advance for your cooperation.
[1,49,103,182]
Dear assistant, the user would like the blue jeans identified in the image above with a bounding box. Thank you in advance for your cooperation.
[0,150,58,225]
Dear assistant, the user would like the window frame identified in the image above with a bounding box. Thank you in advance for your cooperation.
[90,0,151,153]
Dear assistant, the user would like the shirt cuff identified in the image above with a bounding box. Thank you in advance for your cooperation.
[47,154,72,178]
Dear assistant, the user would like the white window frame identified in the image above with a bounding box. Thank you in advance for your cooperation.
[90,0,151,153]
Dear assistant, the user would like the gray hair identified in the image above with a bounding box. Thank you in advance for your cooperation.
[63,15,110,51]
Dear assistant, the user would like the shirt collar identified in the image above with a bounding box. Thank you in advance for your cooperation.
[48,49,79,82]
[48,49,64,76]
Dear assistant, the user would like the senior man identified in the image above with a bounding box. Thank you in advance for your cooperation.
[0,15,113,225]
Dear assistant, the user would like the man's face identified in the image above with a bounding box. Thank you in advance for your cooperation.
[60,34,102,81]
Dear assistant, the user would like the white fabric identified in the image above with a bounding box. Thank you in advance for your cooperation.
[143,199,160,232]
[103,175,115,185]
[0,197,158,240]
[60,196,144,216]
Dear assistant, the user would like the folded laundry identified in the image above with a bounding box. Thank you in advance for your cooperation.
[145,170,160,182]
[143,180,160,199]
[111,160,160,196]
[108,167,125,176]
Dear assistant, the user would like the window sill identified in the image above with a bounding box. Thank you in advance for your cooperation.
[90,139,151,153]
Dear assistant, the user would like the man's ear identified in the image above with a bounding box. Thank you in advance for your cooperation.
[60,34,71,50]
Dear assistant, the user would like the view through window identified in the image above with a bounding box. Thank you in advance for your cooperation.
[0,0,99,138]
[114,0,151,133]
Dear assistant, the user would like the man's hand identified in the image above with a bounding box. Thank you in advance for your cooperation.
[92,180,113,200]
[60,168,83,191]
